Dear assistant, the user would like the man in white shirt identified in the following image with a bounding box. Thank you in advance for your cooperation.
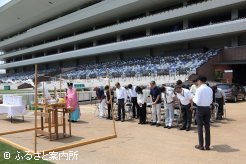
[161,86,175,129]
[135,86,147,124]
[128,84,138,119]
[150,81,162,127]
[190,79,198,96]
[193,76,213,151]
[213,86,225,120]
[115,82,127,122]
[175,85,193,131]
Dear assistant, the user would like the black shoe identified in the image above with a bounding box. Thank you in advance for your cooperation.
[168,126,172,129]
[156,123,161,127]
[150,122,156,126]
[195,145,204,150]
[110,117,113,120]
[205,146,211,150]
[106,117,110,120]
[180,127,186,130]
[142,122,146,124]
[164,125,168,128]
[121,120,125,122]
[186,127,191,131]
[116,119,121,121]
[138,122,142,124]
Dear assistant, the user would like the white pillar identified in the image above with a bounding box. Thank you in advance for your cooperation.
[74,44,78,50]
[231,8,239,20]
[117,34,121,42]
[146,28,151,36]
[183,19,189,29]
[93,40,97,46]
[231,36,239,47]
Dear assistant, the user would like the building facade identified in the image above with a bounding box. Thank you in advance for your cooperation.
[0,0,246,74]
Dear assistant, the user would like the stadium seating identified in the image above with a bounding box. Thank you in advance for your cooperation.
[64,49,220,79]
[0,68,56,82]
[0,49,220,87]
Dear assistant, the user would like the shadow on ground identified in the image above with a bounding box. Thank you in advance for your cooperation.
[212,144,240,153]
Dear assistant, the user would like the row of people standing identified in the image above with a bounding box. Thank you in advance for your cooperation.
[95,82,145,123]
[114,80,192,129]
[115,82,147,123]
[94,79,225,129]
[94,81,194,129]
[150,77,214,150]
[149,81,193,130]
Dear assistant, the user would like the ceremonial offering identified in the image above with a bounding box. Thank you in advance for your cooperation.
[58,98,65,103]
[48,99,57,104]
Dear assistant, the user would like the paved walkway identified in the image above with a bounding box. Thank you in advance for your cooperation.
[61,102,246,164]
[1,102,246,163]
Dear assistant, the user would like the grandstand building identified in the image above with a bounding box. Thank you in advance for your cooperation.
[0,0,246,85]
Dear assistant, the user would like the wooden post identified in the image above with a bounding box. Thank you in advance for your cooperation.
[34,64,38,153]
[60,74,62,97]
[42,82,44,100]
[107,74,117,136]
[59,76,63,124]
[54,86,57,99]
[42,82,45,127]
[43,81,48,123]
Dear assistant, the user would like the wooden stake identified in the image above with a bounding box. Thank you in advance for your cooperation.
[59,75,63,124]
[41,135,117,155]
[34,64,38,153]
[0,124,63,136]
[1,133,116,156]
[60,74,62,97]
[42,81,45,128]
[107,74,117,136]
[0,137,35,155]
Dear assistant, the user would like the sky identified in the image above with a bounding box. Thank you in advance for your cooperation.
[0,0,12,8]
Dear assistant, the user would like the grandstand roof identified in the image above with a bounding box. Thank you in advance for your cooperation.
[0,0,179,43]
[0,0,95,38]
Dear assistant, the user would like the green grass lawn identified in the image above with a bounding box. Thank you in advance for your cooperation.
[0,89,33,93]
[0,142,52,164]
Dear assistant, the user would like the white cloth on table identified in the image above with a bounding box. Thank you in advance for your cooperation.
[0,104,26,116]
[3,95,23,105]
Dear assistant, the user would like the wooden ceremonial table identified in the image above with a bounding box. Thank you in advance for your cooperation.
[35,103,73,141]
